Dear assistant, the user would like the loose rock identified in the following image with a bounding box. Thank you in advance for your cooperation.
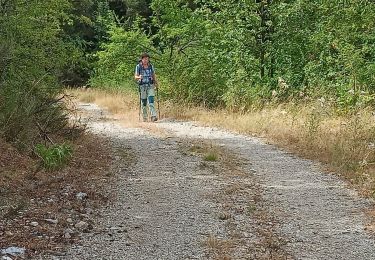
[1,247,25,256]
[76,192,88,200]
[75,221,89,230]
[45,219,58,224]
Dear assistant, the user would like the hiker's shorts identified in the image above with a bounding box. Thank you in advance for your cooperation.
[139,84,155,100]
[139,84,157,119]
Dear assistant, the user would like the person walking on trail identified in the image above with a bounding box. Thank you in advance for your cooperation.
[134,52,158,122]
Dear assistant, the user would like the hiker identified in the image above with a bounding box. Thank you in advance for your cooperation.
[134,52,158,122]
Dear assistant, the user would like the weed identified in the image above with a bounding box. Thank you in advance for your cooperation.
[188,144,205,154]
[247,203,256,215]
[35,143,73,170]
[204,151,219,162]
[203,235,233,259]
[183,142,220,162]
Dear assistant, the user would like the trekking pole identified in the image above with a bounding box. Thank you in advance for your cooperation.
[156,86,161,119]
[138,86,141,122]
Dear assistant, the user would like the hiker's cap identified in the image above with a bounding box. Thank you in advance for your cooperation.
[141,52,150,58]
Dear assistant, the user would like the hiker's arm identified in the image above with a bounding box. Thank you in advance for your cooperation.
[134,65,142,80]
[134,72,142,80]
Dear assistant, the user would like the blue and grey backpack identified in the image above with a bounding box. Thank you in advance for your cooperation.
[136,60,154,85]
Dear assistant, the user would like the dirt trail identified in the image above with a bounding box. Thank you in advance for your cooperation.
[55,103,375,259]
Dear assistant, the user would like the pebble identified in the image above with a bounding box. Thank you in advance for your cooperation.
[1,246,25,256]
[75,221,89,230]
[65,228,74,234]
[76,192,88,200]
[45,219,59,224]
[30,222,39,227]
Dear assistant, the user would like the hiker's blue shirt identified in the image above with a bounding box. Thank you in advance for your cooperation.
[135,63,154,85]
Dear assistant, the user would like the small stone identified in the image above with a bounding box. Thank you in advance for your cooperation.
[65,228,74,234]
[76,192,88,200]
[1,246,26,256]
[30,222,39,227]
[45,219,58,224]
[109,226,119,231]
[66,218,73,223]
[64,233,71,239]
[75,221,89,230]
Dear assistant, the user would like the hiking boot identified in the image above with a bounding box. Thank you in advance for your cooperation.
[143,117,148,122]
[151,116,158,122]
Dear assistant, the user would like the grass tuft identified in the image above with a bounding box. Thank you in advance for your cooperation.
[204,151,219,162]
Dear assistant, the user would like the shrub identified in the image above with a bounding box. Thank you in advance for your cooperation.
[35,143,73,170]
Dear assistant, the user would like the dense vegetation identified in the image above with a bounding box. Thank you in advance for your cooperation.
[92,0,375,112]
[1,0,375,150]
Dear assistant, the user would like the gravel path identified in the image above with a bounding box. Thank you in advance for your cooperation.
[157,121,375,259]
[57,103,375,260]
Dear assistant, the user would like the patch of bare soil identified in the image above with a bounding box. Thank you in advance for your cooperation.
[0,134,113,258]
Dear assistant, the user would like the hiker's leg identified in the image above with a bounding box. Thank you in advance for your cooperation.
[148,96,157,117]
[141,99,148,121]
[140,86,148,121]
[147,87,157,118]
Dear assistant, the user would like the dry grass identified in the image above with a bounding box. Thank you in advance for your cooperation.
[203,235,233,260]
[68,88,140,126]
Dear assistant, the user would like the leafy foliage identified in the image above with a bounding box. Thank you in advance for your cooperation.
[35,143,73,170]
[0,0,76,149]
[91,26,153,88]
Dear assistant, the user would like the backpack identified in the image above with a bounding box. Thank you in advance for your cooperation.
[136,60,154,85]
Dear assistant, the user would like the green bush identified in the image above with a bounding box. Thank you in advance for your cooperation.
[0,0,81,150]
[35,143,73,170]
